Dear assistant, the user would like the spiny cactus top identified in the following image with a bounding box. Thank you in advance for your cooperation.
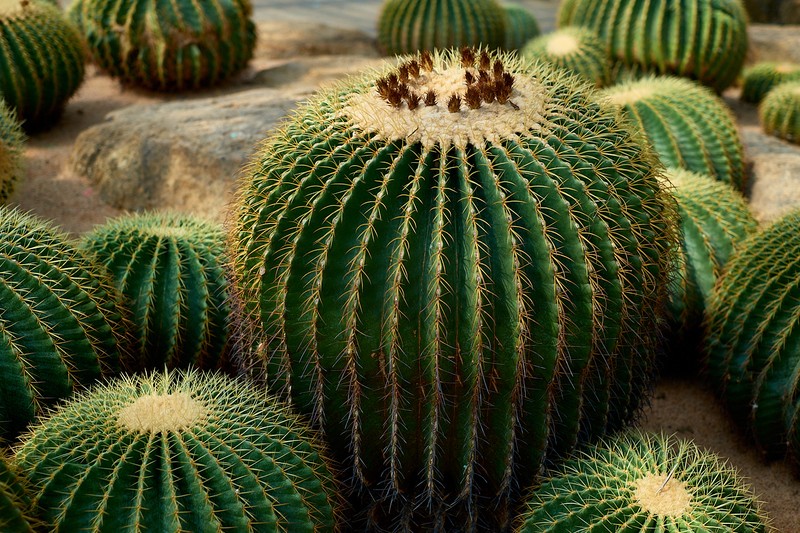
[759,81,800,145]
[0,207,125,441]
[502,4,540,50]
[558,0,748,92]
[13,369,341,533]
[231,48,676,531]
[521,26,610,87]
[0,0,85,129]
[377,0,506,56]
[80,212,232,372]
[0,100,24,203]
[68,0,256,91]
[0,452,36,533]
[742,62,800,104]
[516,431,769,533]
[599,76,746,192]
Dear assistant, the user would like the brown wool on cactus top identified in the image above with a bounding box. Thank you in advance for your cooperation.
[117,392,206,433]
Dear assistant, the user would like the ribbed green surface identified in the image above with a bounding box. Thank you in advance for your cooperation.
[0,100,25,203]
[706,211,800,462]
[0,207,124,441]
[557,0,748,92]
[231,49,675,531]
[516,431,769,533]
[0,452,35,533]
[521,26,610,87]
[760,81,800,145]
[502,4,540,50]
[742,62,800,103]
[68,0,256,91]
[377,0,506,55]
[80,212,232,372]
[600,77,746,191]
[0,0,85,129]
[13,370,340,533]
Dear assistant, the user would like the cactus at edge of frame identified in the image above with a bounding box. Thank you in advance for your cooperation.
[0,452,37,533]
[0,100,25,203]
[760,81,800,145]
[742,62,800,103]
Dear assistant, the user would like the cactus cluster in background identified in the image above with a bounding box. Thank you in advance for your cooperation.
[521,26,609,87]
[68,0,256,91]
[599,76,746,192]
[230,47,676,531]
[0,101,24,203]
[0,453,35,533]
[0,0,85,129]
[558,0,748,92]
[760,81,800,144]
[516,431,770,532]
[501,4,540,50]
[13,369,341,532]
[742,62,800,103]
[80,212,232,372]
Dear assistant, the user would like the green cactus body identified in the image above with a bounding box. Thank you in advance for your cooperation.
[231,48,675,531]
[521,26,610,87]
[599,76,746,192]
[557,0,748,92]
[80,212,232,372]
[502,4,540,50]
[0,452,35,533]
[0,0,85,129]
[13,369,340,532]
[760,81,800,144]
[516,431,769,533]
[68,0,255,91]
[742,62,800,104]
[377,0,506,56]
[0,100,24,203]
[0,207,125,441]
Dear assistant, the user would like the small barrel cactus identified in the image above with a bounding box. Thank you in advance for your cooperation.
[502,4,540,50]
[741,62,800,103]
[599,76,746,192]
[80,212,232,371]
[0,207,125,441]
[760,81,800,145]
[68,0,256,91]
[516,431,769,532]
[231,48,676,531]
[521,27,610,87]
[377,0,506,56]
[557,0,748,92]
[13,369,341,532]
[0,452,36,533]
[0,0,85,129]
[0,101,25,203]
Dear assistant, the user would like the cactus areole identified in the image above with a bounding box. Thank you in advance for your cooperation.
[232,49,674,531]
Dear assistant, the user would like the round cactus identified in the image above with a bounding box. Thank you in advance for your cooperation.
[13,369,341,532]
[516,431,769,533]
[557,0,748,92]
[0,452,36,533]
[521,27,610,87]
[760,81,800,145]
[79,212,232,372]
[0,100,25,203]
[68,0,256,91]
[0,0,85,129]
[377,0,506,56]
[599,76,746,192]
[0,207,126,441]
[741,62,800,104]
[502,4,540,50]
[230,48,676,531]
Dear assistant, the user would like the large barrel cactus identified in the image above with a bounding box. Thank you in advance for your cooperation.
[13,369,341,532]
[0,101,24,203]
[759,81,800,145]
[741,62,800,104]
[0,207,125,441]
[0,452,36,533]
[0,0,85,129]
[377,0,506,56]
[231,48,676,531]
[68,0,256,91]
[502,4,540,50]
[557,0,748,92]
[516,431,769,533]
[80,212,232,371]
[521,26,610,87]
[599,76,746,192]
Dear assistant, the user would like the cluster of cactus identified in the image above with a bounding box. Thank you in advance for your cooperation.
[501,4,540,50]
[0,0,85,129]
[760,81,800,144]
[742,62,800,103]
[521,26,610,87]
[558,0,748,92]
[0,101,24,203]
[13,369,341,532]
[516,431,769,532]
[0,207,126,442]
[68,0,256,91]
[0,453,36,533]
[79,212,232,371]
[230,47,676,531]
[599,76,746,191]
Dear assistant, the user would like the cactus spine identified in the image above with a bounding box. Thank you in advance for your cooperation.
[599,76,746,192]
[0,100,24,203]
[0,452,36,533]
[521,26,610,87]
[557,0,748,92]
[231,48,676,531]
[516,431,769,533]
[502,4,540,50]
[759,81,800,145]
[742,62,800,103]
[68,0,256,91]
[13,369,341,532]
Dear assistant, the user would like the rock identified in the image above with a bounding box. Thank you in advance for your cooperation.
[256,20,378,59]
[244,55,389,94]
[743,128,800,223]
[747,24,800,65]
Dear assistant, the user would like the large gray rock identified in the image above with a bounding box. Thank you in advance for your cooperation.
[748,24,800,64]
[744,128,800,223]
